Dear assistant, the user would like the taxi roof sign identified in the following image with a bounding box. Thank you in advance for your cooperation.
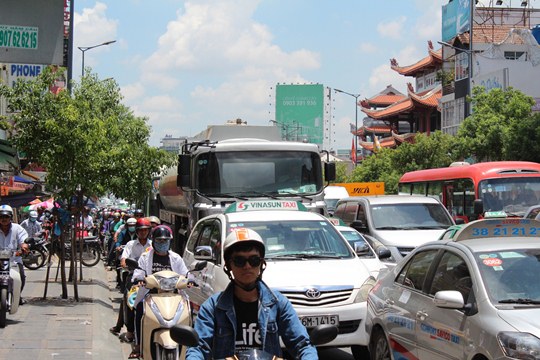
[224,200,307,214]
[452,218,540,242]
[327,217,345,226]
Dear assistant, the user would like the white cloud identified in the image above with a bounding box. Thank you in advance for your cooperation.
[74,2,118,70]
[377,16,407,40]
[359,42,378,54]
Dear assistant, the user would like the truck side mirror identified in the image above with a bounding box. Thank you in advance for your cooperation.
[324,162,336,182]
[473,199,483,215]
[177,154,191,188]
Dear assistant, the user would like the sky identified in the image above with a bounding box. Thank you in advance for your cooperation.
[73,0,450,150]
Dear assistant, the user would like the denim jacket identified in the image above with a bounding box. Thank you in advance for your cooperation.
[186,280,318,359]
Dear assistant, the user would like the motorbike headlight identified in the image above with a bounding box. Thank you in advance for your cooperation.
[0,249,11,259]
[497,332,540,359]
[354,276,376,303]
[158,276,180,291]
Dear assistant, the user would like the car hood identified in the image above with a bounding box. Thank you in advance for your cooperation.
[263,258,372,288]
[498,309,540,335]
[374,229,445,247]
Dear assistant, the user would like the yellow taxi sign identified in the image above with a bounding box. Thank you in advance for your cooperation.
[224,200,307,213]
[453,218,540,242]
[332,182,385,196]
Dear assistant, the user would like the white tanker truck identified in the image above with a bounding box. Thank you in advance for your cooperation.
[157,137,335,253]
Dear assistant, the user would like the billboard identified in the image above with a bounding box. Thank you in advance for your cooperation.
[275,84,324,145]
[0,0,65,65]
[442,0,471,42]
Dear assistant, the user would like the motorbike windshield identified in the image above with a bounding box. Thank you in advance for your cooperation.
[195,151,323,197]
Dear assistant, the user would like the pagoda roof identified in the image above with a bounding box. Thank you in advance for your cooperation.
[392,131,416,144]
[390,41,443,76]
[364,85,406,107]
[354,124,392,136]
[359,136,397,152]
[360,84,442,120]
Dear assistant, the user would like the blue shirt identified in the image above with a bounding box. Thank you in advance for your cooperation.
[186,280,317,360]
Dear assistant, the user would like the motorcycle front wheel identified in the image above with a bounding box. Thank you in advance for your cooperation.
[81,244,101,267]
[0,288,8,328]
[23,249,47,270]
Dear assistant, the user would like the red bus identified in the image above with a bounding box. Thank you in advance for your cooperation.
[398,161,540,222]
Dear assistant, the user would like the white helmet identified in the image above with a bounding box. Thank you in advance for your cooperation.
[29,210,38,218]
[0,204,13,217]
[224,228,265,261]
[126,217,137,226]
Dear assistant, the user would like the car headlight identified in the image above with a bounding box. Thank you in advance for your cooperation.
[355,276,376,303]
[497,332,540,359]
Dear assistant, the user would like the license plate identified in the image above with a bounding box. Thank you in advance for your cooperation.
[300,315,339,328]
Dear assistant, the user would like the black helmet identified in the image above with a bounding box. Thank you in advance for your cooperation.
[152,225,173,240]
[134,209,144,217]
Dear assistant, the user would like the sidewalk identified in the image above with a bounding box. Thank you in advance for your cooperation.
[0,259,132,359]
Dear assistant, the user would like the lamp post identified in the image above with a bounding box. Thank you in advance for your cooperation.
[77,40,116,77]
[334,88,361,166]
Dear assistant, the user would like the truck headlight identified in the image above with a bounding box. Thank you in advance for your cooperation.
[354,276,376,303]
[498,332,540,359]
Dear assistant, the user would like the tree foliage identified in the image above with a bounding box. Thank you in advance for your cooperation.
[455,86,536,162]
[0,67,175,205]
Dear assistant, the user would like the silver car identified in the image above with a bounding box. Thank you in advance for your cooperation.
[365,218,540,359]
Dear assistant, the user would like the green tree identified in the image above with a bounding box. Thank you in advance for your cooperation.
[456,86,535,162]
[351,132,457,193]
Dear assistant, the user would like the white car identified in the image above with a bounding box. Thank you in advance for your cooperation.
[183,200,376,359]
[366,218,540,359]
[334,225,392,279]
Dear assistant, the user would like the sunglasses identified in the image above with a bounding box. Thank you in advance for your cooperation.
[231,255,262,268]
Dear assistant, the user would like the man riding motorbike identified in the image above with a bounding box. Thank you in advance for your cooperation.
[186,228,317,359]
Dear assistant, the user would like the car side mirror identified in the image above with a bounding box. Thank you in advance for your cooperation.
[376,247,392,260]
[351,220,367,233]
[194,246,214,261]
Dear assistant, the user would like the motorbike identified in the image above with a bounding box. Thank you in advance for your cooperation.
[63,235,101,267]
[169,323,338,360]
[22,235,50,270]
[125,258,207,360]
[0,250,22,328]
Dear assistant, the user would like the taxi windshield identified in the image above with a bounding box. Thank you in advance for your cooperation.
[475,248,540,304]
[227,220,354,259]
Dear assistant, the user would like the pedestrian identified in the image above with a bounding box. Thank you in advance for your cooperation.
[186,227,317,359]
[20,210,43,239]
[0,204,30,305]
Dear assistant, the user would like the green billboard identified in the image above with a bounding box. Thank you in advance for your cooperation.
[275,84,324,145]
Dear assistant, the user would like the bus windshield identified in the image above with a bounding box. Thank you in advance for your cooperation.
[479,178,540,216]
[195,151,323,196]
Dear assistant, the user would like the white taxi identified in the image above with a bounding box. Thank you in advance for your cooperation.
[183,200,376,359]
[366,218,540,360]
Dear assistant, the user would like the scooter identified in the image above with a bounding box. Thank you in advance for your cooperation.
[169,323,339,360]
[125,258,207,360]
[0,249,22,328]
[22,234,49,270]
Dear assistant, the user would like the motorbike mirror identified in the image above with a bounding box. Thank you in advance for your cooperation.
[125,258,140,271]
[309,324,338,346]
[169,325,199,347]
[193,260,207,272]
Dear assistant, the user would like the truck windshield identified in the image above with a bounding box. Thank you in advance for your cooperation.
[196,151,323,196]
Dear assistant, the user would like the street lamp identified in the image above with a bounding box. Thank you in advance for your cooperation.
[334,88,361,166]
[77,40,116,77]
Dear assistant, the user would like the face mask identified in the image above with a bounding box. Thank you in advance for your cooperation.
[127,226,136,232]
[30,217,37,222]
[153,240,170,253]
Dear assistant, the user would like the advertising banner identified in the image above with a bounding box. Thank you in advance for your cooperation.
[275,84,324,145]
[442,0,471,42]
[0,0,64,65]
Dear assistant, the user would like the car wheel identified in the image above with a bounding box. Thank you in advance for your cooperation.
[351,345,370,359]
[370,328,391,360]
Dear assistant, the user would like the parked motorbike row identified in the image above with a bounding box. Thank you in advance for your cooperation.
[21,230,102,270]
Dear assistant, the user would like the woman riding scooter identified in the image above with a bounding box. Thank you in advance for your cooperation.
[129,225,189,359]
